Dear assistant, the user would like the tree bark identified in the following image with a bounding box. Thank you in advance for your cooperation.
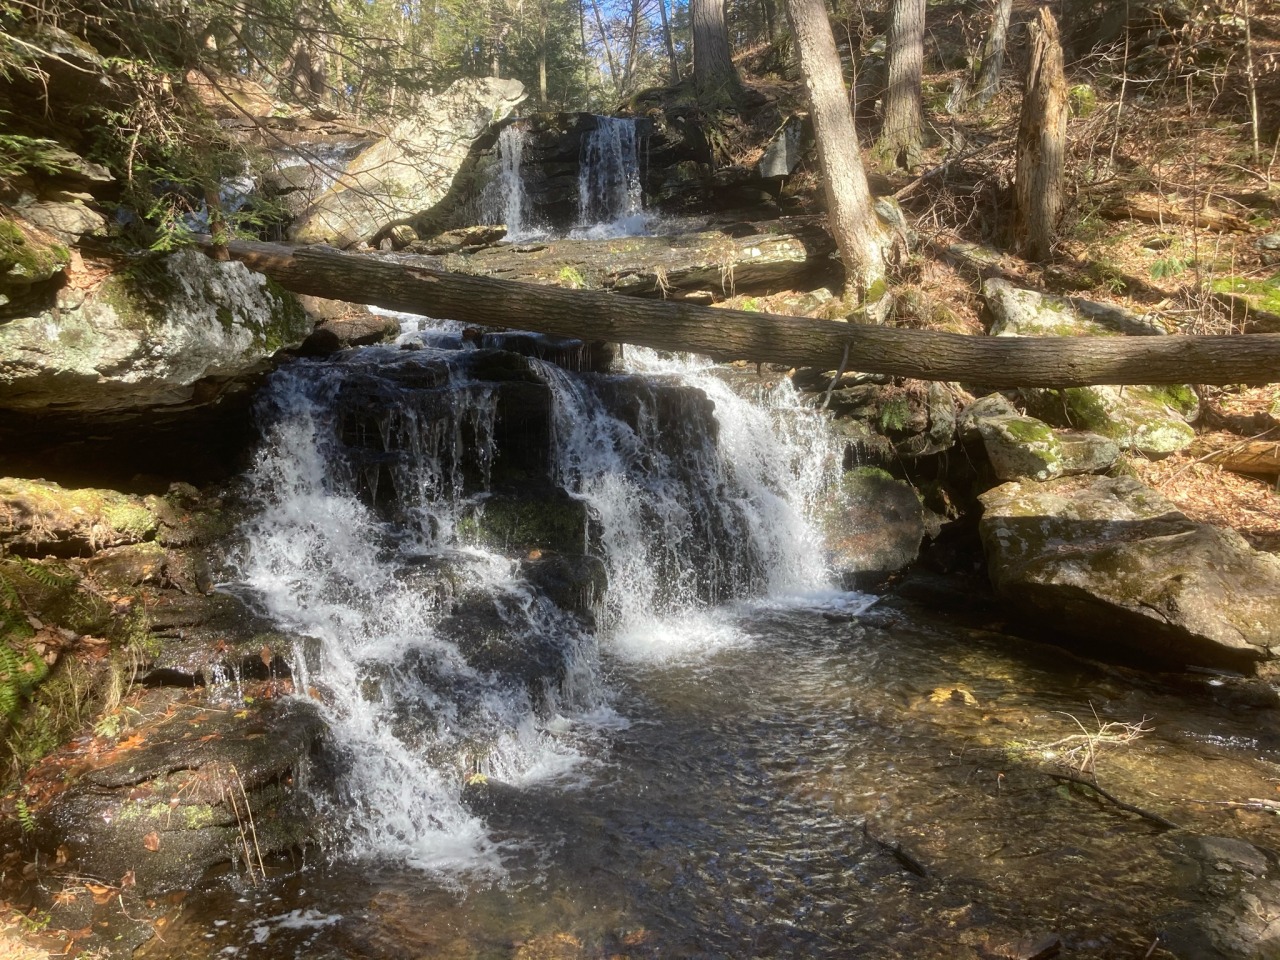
[204,237,1280,388]
[692,0,740,95]
[1013,8,1068,262]
[657,0,681,84]
[972,0,1013,108]
[876,0,926,171]
[783,0,891,302]
[1189,437,1280,477]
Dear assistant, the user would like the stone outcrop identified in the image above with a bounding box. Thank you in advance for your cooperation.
[0,247,310,414]
[958,394,1119,482]
[983,277,1168,337]
[1018,384,1196,458]
[820,467,928,587]
[290,77,527,246]
[979,475,1280,670]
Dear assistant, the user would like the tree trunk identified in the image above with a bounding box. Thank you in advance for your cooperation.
[202,237,1280,388]
[1013,7,1068,263]
[657,0,681,84]
[876,0,925,171]
[1189,437,1280,478]
[692,0,740,96]
[589,0,621,94]
[782,0,890,303]
[972,0,1013,109]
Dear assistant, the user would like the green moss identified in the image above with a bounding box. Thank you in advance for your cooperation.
[1069,84,1098,117]
[0,217,71,285]
[1002,417,1056,444]
[1143,384,1198,415]
[459,495,589,554]
[261,277,311,351]
[557,266,586,290]
[1211,274,1280,316]
[1059,387,1116,435]
[97,275,154,333]
[878,397,912,433]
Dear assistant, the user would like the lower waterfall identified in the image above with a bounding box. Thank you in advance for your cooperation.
[231,318,856,877]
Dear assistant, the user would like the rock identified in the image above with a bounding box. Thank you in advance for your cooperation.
[291,77,527,246]
[821,467,926,588]
[1019,385,1196,459]
[826,381,957,462]
[959,396,1119,481]
[1258,234,1280,251]
[520,553,608,622]
[460,490,594,556]
[758,116,805,178]
[0,247,311,414]
[183,68,278,119]
[0,216,70,312]
[983,277,1167,337]
[33,690,325,895]
[297,309,401,355]
[979,475,1280,670]
[0,478,158,555]
[409,224,509,254]
[14,199,106,246]
[1210,273,1280,333]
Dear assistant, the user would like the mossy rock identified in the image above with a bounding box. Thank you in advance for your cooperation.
[458,491,592,555]
[819,467,926,588]
[1210,274,1280,333]
[0,217,70,287]
[0,478,158,555]
[1020,385,1194,459]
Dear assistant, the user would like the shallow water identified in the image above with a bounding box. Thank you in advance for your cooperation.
[137,594,1280,959]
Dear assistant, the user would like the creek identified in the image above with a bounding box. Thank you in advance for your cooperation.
[128,314,1280,960]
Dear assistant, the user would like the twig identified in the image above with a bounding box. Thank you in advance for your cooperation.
[1047,772,1181,830]
[861,820,931,879]
[821,341,851,411]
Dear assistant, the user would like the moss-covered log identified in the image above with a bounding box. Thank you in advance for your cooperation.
[205,237,1280,388]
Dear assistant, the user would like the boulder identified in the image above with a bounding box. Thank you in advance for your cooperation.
[0,478,158,555]
[33,690,325,895]
[1210,273,1280,333]
[820,467,927,588]
[0,247,311,414]
[983,277,1167,337]
[959,394,1119,481]
[290,77,527,246]
[1019,384,1196,459]
[979,475,1280,670]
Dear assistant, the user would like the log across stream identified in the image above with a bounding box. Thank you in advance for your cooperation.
[207,237,1280,387]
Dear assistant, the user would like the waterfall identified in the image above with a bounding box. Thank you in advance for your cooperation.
[233,322,850,876]
[573,116,647,239]
[492,123,545,241]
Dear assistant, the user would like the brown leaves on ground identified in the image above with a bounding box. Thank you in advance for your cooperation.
[1129,454,1280,553]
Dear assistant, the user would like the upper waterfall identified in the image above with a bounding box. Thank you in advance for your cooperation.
[574,116,647,238]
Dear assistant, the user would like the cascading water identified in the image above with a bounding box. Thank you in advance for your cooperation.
[484,123,544,241]
[232,320,850,876]
[573,116,648,239]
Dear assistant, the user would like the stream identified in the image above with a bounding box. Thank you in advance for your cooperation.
[134,316,1280,960]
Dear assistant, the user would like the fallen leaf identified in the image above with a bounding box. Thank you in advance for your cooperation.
[119,869,136,889]
[143,832,161,852]
[260,645,272,668]
[55,845,69,866]
[84,882,116,905]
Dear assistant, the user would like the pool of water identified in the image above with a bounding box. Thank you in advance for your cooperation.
[135,592,1280,959]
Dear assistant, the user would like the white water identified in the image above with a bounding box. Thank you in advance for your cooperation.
[234,323,855,877]
[490,124,546,242]
[572,116,648,239]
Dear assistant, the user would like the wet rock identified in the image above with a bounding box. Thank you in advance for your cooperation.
[460,491,593,556]
[33,690,325,896]
[820,466,926,588]
[291,77,527,246]
[297,309,401,355]
[826,381,957,462]
[0,247,311,415]
[979,475,1280,670]
[520,553,607,622]
[1159,834,1280,959]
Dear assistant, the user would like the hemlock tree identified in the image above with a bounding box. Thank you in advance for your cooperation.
[782,0,891,305]
[691,0,740,95]
[875,0,925,171]
[972,0,1014,108]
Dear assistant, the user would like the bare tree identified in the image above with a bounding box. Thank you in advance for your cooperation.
[973,0,1013,108]
[1013,7,1068,262]
[782,0,890,303]
[875,0,925,171]
[692,0,740,96]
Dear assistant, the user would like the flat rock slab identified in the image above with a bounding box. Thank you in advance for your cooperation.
[979,475,1280,670]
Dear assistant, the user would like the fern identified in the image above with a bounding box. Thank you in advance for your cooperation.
[0,553,58,720]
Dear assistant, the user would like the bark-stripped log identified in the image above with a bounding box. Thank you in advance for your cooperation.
[208,238,1280,388]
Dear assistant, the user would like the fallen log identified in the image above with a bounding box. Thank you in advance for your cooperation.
[1189,436,1280,477]
[428,216,839,296]
[207,238,1280,388]
[1101,195,1251,233]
